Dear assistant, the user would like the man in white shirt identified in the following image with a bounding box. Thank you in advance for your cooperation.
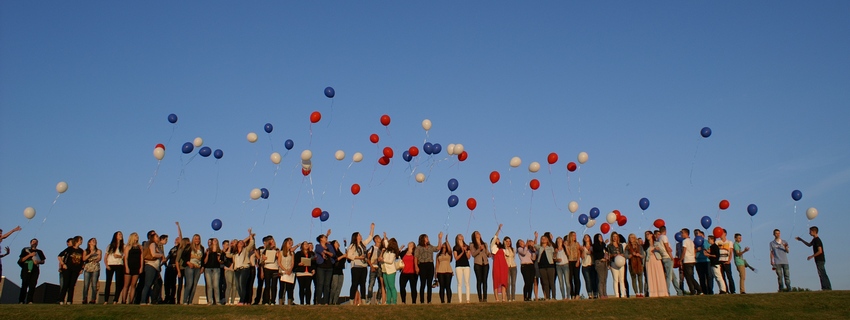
[680,229,701,295]
[658,226,683,296]
[717,229,736,294]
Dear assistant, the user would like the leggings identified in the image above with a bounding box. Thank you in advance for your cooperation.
[568,262,581,298]
[507,266,517,301]
[297,276,313,305]
[399,273,418,304]
[418,262,434,303]
[279,281,295,304]
[438,273,453,303]
[539,267,556,300]
[556,264,569,299]
[595,260,609,297]
[105,265,125,303]
[349,267,367,300]
[473,263,489,301]
[581,264,597,298]
[262,268,278,304]
[629,264,644,295]
[383,273,397,305]
[610,265,626,298]
[520,264,535,301]
[59,268,79,303]
[455,266,471,302]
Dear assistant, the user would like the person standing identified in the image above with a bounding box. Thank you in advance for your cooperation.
[329,240,346,305]
[0,226,22,279]
[18,238,45,304]
[534,232,556,300]
[453,234,472,303]
[732,233,750,294]
[503,236,518,301]
[644,231,667,298]
[294,241,315,305]
[435,240,454,303]
[717,229,736,294]
[705,236,726,294]
[680,229,701,295]
[259,236,279,305]
[366,235,384,305]
[592,234,608,298]
[277,237,296,305]
[81,238,102,304]
[606,233,626,298]
[516,239,534,301]
[490,225,509,302]
[469,231,491,302]
[103,232,125,304]
[346,223,375,306]
[580,234,597,299]
[693,229,711,295]
[163,234,179,304]
[58,236,84,304]
[658,226,683,296]
[398,241,419,304]
[553,236,569,300]
[415,231,443,304]
[796,226,831,291]
[625,233,644,298]
[380,235,400,305]
[314,230,335,305]
[204,238,224,305]
[140,231,164,304]
[769,229,791,292]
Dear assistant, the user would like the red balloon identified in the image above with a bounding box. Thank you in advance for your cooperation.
[489,171,500,184]
[530,179,540,190]
[310,111,322,124]
[155,143,165,150]
[713,226,724,239]
[601,223,610,234]
[547,152,558,165]
[719,200,730,210]
[409,146,419,157]
[383,147,394,158]
[617,215,628,227]
[311,207,322,218]
[613,210,621,218]
[302,168,311,176]
[351,183,361,195]
[369,134,379,144]
[653,219,665,228]
[380,114,391,126]
[567,162,577,172]
[466,198,477,211]
[378,156,390,166]
[458,151,468,161]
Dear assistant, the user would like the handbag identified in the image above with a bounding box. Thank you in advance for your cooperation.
[673,257,681,269]
[394,259,405,271]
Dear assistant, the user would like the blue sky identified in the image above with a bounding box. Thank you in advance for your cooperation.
[2,1,848,294]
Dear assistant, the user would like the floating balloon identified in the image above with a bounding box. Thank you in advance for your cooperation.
[193,137,204,148]
[351,183,361,195]
[791,190,802,201]
[409,146,419,157]
[447,144,456,155]
[529,179,540,190]
[422,119,432,131]
[567,162,577,172]
[448,195,459,208]
[260,188,269,199]
[586,219,596,228]
[264,123,273,133]
[167,113,178,124]
[568,201,579,214]
[247,132,258,143]
[352,152,363,163]
[380,114,391,126]
[56,181,68,194]
[447,178,459,192]
[301,150,313,161]
[700,127,712,138]
[747,204,758,216]
[589,207,600,219]
[613,210,621,218]
[432,143,442,155]
[578,214,589,225]
[606,212,617,224]
[700,216,712,229]
[211,219,222,231]
[310,111,322,123]
[370,134,379,144]
[23,207,36,219]
[284,139,294,150]
[301,159,312,170]
[415,173,426,183]
[614,256,626,268]
[302,168,311,176]
[324,87,335,98]
[250,188,262,200]
[529,162,541,173]
[312,208,322,218]
[382,147,394,159]
[509,157,522,168]
[155,143,165,150]
[693,236,704,247]
[334,150,345,161]
[712,227,723,239]
[674,232,684,243]
[806,207,818,220]
[489,171,500,184]
[466,198,477,211]
[378,156,390,166]
[153,147,165,161]
[601,223,610,234]
[577,152,588,164]
[453,144,464,155]
[458,151,468,161]
[214,149,223,159]
[320,211,329,222]
[617,215,628,227]
[402,151,412,162]
[653,219,665,228]
[423,142,434,155]
[639,198,650,211]
[199,147,212,157]
[182,142,194,154]
[547,153,558,165]
[719,200,730,210]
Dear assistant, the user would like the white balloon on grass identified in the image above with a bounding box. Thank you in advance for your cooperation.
[509,157,522,168]
[568,201,579,214]
[334,150,345,161]
[56,181,68,194]
[250,188,262,200]
[806,207,818,220]
[153,147,165,161]
[247,132,258,143]
[24,207,36,219]
[415,173,426,183]
[352,152,363,163]
[193,137,204,148]
[301,150,313,161]
[528,162,540,173]
[578,152,589,164]
[270,152,282,165]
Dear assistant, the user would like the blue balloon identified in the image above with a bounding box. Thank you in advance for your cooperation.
[432,143,442,155]
[639,198,650,211]
[747,204,758,216]
[589,207,600,219]
[284,139,294,150]
[264,123,274,133]
[423,142,434,155]
[211,219,222,231]
[791,190,802,201]
[214,149,223,159]
[324,87,335,98]
[182,142,194,154]
[402,151,412,162]
[260,188,269,199]
[448,195,459,208]
[167,113,178,124]
[674,232,684,243]
[700,127,712,138]
[693,236,704,247]
[199,146,212,157]
[700,215,712,230]
[578,214,589,226]
[320,211,330,222]
[447,178,459,192]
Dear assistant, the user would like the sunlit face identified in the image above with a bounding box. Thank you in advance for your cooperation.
[457,234,465,243]
[569,232,576,243]
[89,238,97,247]
[31,239,39,248]
[645,232,653,242]
[516,240,525,248]
[423,235,430,245]
[408,242,416,251]
[117,232,123,241]
[774,230,781,238]
[504,238,512,248]
[355,233,362,243]
[222,242,230,251]
[193,235,201,245]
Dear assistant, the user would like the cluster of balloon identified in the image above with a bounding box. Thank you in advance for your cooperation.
[445,178,460,229]
[690,126,712,184]
[211,219,222,231]
[605,210,627,227]
[579,207,599,233]
[149,143,167,188]
[249,188,270,200]
[309,207,330,222]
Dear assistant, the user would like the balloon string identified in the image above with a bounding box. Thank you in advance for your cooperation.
[147,161,161,190]
[339,162,354,196]
[791,205,797,237]
[508,168,519,218]
[8,219,32,247]
[550,174,562,212]
[491,185,498,224]
[528,191,534,233]
[262,201,271,225]
[349,198,356,226]
[290,177,305,220]
[34,194,61,237]
[466,210,475,234]
[689,137,701,185]
[213,163,220,204]
[375,161,393,187]
[165,125,176,148]
[309,124,313,147]
[566,172,572,193]
[320,162,337,201]
[309,175,315,204]
[272,165,280,185]
[443,208,451,233]
[268,133,275,152]
[250,149,258,173]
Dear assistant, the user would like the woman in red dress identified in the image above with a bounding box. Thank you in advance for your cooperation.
[491,224,509,302]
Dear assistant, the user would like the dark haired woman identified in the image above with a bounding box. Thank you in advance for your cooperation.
[435,239,454,303]
[82,238,101,304]
[491,224,509,302]
[347,223,374,306]
[379,234,400,305]
[469,231,490,302]
[399,241,419,304]
[103,231,124,304]
[415,231,443,304]
[453,234,471,303]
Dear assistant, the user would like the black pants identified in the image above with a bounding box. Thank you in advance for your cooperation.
[279,281,295,303]
[105,265,125,303]
[474,263,489,301]
[721,263,736,293]
[520,264,535,301]
[696,262,710,294]
[297,276,313,305]
[163,265,176,303]
[252,267,262,304]
[59,269,79,303]
[418,262,434,303]
[399,273,418,304]
[438,273,453,303]
[133,270,145,304]
[349,267,367,300]
[538,267,555,299]
[623,263,631,298]
[176,270,184,303]
[262,268,278,304]
[19,268,39,303]
[568,263,581,297]
[683,263,701,294]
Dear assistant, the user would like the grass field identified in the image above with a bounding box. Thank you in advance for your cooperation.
[1,291,847,320]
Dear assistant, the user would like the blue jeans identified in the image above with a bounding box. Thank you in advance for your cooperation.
[815,261,831,290]
[83,270,100,302]
[367,267,383,302]
[774,264,790,291]
[141,265,161,304]
[183,267,201,304]
[581,265,597,298]
[662,259,683,296]
[204,268,221,305]
[236,268,251,303]
[555,264,569,299]
[315,268,333,304]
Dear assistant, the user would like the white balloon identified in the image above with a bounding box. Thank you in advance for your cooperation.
[301,150,313,161]
[614,255,626,268]
[23,206,36,219]
[578,152,589,164]
[270,152,282,165]
[422,119,432,131]
[193,137,204,148]
[585,219,596,228]
[454,144,464,155]
[568,201,579,214]
[56,181,68,194]
[606,212,617,224]
[301,159,312,170]
[352,152,363,163]
[250,188,262,200]
[447,144,456,156]
[806,207,818,220]
[334,150,345,161]
[415,173,426,183]
[510,157,522,168]
[528,162,540,173]
[247,132,258,143]
[153,147,165,161]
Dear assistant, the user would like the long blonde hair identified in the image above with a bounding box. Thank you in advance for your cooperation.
[127,232,139,248]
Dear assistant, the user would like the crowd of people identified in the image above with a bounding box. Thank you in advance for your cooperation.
[0,222,832,305]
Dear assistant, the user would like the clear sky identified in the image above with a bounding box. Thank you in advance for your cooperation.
[2,1,848,295]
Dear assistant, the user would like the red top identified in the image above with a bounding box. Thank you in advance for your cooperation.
[402,254,416,274]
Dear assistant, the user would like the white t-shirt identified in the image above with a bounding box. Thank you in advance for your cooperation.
[658,235,671,259]
[682,238,696,264]
[106,248,124,265]
[263,248,279,270]
[716,239,731,262]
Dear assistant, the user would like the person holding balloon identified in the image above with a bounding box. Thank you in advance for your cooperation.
[606,232,627,298]
[625,234,644,298]
[516,238,535,301]
[705,236,727,294]
[490,225,509,302]
[18,237,46,304]
[658,226,683,296]
[679,229,701,295]
[795,226,831,291]
[717,229,736,294]
[769,229,791,292]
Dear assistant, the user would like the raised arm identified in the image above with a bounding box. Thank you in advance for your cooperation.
[1,226,21,241]
[361,223,376,247]
[436,231,444,251]
[176,222,183,241]
[795,237,812,247]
